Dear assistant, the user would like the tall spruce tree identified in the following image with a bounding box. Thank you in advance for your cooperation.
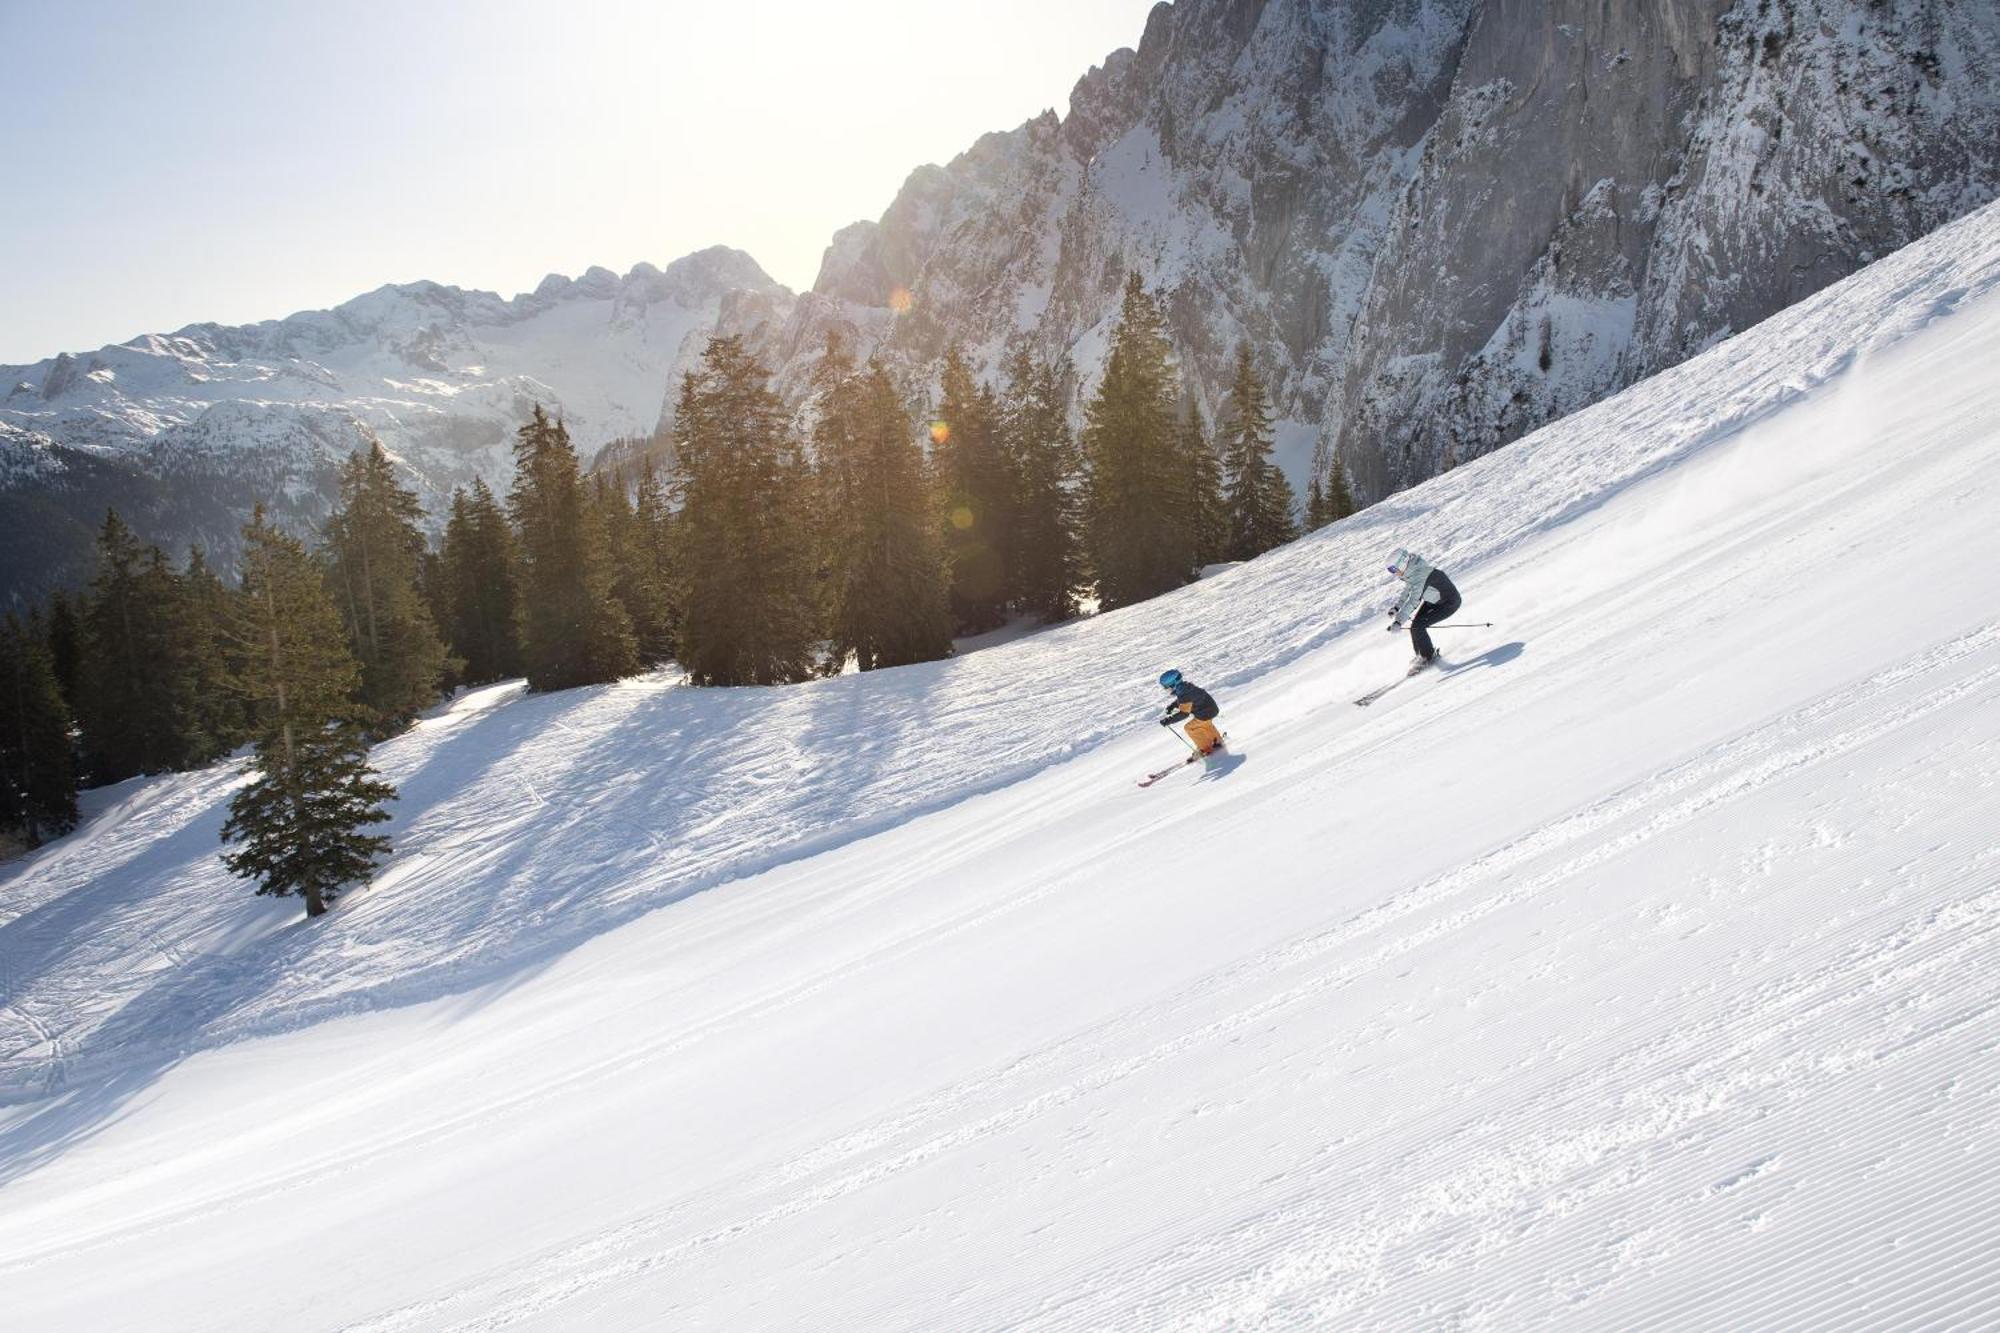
[814,339,953,671]
[183,545,250,756]
[437,479,524,686]
[1081,274,1192,610]
[323,443,448,732]
[932,347,1015,634]
[592,471,675,668]
[999,345,1082,623]
[44,589,82,711]
[508,405,638,692]
[0,612,79,848]
[669,336,820,686]
[1325,449,1358,525]
[1305,434,1359,533]
[1219,343,1299,561]
[628,459,678,665]
[76,511,203,783]
[220,510,394,919]
[1176,400,1230,569]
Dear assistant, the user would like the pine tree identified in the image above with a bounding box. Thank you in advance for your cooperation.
[0,613,79,848]
[1176,400,1230,568]
[628,459,678,665]
[437,479,524,686]
[414,544,460,693]
[323,443,448,732]
[44,589,82,711]
[183,545,250,757]
[592,471,675,668]
[508,405,638,692]
[1000,344,1082,623]
[75,511,203,783]
[669,336,820,686]
[1325,449,1358,525]
[814,338,953,671]
[932,347,1015,634]
[1219,343,1298,561]
[1081,274,1192,610]
[220,510,394,919]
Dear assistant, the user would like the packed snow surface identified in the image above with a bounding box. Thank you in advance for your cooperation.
[4,202,2000,1329]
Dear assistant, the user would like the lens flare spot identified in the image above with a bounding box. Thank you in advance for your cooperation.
[888,286,914,315]
[949,506,975,530]
[929,419,951,445]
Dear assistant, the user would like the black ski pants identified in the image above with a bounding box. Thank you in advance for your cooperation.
[1411,570,1461,660]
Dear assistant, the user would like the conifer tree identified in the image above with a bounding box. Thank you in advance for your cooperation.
[183,545,250,756]
[1219,343,1298,561]
[1176,400,1230,568]
[437,479,524,686]
[1325,449,1358,524]
[323,443,448,732]
[220,510,394,919]
[508,405,638,691]
[76,511,203,783]
[814,338,953,671]
[0,612,79,848]
[592,471,675,668]
[670,336,820,686]
[44,589,82,711]
[932,347,1015,634]
[628,458,678,665]
[414,545,458,691]
[999,344,1082,623]
[1081,274,1193,610]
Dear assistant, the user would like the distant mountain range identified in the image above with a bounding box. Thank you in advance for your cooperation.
[1,250,791,598]
[6,0,1997,604]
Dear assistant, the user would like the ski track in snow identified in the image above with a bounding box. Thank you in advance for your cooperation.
[1,204,1999,1329]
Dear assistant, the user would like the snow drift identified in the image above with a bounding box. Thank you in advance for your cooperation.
[2,200,1999,1329]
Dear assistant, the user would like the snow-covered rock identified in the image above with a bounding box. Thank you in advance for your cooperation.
[0,250,793,598]
[778,0,2000,500]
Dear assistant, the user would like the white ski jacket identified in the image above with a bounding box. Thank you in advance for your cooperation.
[1390,550,1442,623]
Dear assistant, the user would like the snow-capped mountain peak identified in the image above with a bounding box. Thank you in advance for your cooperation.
[0,247,795,596]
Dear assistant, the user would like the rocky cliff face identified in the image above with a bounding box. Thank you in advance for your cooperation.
[777,0,2000,499]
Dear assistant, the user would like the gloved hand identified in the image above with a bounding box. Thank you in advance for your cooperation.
[1158,715,1176,727]
[1387,617,1403,632]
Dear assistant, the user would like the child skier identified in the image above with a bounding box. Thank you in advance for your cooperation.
[1156,669,1225,756]
[1386,548,1461,671]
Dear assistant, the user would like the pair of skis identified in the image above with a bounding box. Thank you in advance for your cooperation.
[1138,741,1229,787]
[1355,622,1496,705]
[1353,663,1440,707]
[1137,752,1204,787]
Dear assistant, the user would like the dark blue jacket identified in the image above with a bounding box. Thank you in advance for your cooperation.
[1162,681,1219,723]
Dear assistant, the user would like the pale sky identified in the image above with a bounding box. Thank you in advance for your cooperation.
[0,0,1161,364]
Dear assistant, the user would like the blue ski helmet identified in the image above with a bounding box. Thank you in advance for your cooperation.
[1159,668,1184,689]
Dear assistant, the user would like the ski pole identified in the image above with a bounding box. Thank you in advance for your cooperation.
[1428,623,1494,631]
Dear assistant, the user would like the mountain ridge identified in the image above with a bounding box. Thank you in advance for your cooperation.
[5,0,1998,603]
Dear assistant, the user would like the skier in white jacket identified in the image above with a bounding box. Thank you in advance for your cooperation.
[1386,548,1461,672]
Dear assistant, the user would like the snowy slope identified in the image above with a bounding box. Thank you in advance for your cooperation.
[2,202,1999,1328]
